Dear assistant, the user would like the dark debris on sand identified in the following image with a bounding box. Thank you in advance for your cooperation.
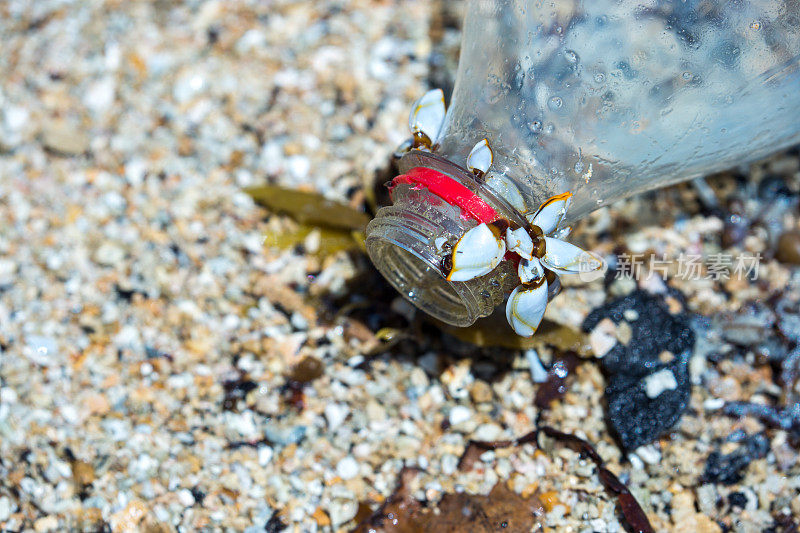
[583,289,695,450]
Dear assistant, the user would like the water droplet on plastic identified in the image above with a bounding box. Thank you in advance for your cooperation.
[544,122,555,134]
[529,120,543,134]
[564,49,579,63]
[548,96,563,110]
[682,71,693,80]
[594,72,605,83]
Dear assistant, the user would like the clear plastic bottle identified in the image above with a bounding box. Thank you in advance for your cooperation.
[367,0,800,327]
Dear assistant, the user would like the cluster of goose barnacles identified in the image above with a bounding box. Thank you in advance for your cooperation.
[400,89,604,337]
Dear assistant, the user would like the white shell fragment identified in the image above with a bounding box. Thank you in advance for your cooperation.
[644,368,678,398]
[485,174,527,213]
[506,282,549,337]
[525,349,549,383]
[466,138,493,175]
[447,223,505,282]
[505,227,533,260]
[408,89,446,144]
[541,236,604,275]
[528,192,572,234]
[518,257,545,284]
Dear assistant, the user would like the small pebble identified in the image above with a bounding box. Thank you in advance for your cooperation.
[94,242,125,266]
[775,230,800,264]
[177,489,195,507]
[469,381,493,403]
[589,318,617,358]
[448,405,472,426]
[258,445,274,466]
[703,398,725,410]
[622,309,639,322]
[71,460,96,486]
[634,444,662,465]
[0,496,14,522]
[441,454,458,475]
[336,457,359,480]
[24,336,58,366]
[42,122,89,155]
[289,356,324,383]
[34,516,59,532]
[324,403,349,429]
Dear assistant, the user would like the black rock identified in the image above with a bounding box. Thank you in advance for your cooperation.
[727,492,748,510]
[722,401,800,433]
[583,290,694,377]
[605,356,691,450]
[702,432,770,485]
[583,289,695,450]
[264,514,287,533]
[222,376,258,412]
[757,174,792,200]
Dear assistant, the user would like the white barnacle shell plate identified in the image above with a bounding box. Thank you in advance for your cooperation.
[541,237,604,275]
[466,139,493,174]
[505,226,533,260]
[393,138,413,158]
[506,282,549,337]
[485,174,526,213]
[518,257,545,284]
[527,192,572,235]
[447,223,506,282]
[551,225,572,240]
[408,89,445,144]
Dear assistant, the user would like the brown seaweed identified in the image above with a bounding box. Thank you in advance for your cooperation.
[457,425,655,533]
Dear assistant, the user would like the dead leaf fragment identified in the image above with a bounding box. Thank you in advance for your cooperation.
[245,185,370,231]
[264,223,364,257]
[438,309,590,354]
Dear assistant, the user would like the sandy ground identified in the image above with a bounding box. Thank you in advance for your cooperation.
[1,1,799,532]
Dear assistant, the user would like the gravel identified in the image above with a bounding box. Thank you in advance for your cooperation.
[1,0,799,531]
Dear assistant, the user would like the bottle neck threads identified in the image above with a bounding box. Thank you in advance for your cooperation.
[365,152,521,326]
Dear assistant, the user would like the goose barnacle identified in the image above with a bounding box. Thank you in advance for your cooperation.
[466,138,493,177]
[445,222,506,282]
[407,89,446,150]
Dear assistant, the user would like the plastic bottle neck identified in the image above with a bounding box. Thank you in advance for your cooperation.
[365,151,523,326]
